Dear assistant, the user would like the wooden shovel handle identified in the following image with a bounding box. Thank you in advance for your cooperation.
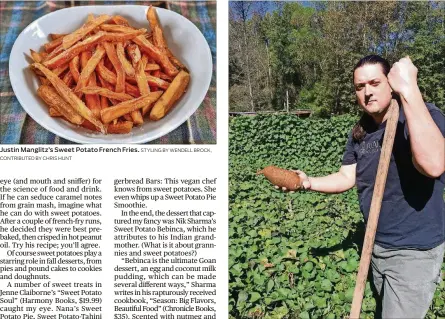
[349,98,400,318]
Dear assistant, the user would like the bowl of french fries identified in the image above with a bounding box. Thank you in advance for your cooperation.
[9,5,212,143]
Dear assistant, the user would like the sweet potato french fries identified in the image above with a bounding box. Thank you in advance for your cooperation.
[29,7,190,135]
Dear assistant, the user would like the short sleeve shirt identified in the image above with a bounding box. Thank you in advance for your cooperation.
[342,103,445,249]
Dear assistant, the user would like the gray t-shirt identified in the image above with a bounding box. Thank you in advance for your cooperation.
[342,103,445,249]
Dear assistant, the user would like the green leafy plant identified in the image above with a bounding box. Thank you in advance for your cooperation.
[229,114,445,319]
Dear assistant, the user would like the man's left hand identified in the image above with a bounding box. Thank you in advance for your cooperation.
[387,56,418,98]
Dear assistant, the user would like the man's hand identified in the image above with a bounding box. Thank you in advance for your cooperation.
[274,169,311,192]
[387,56,418,98]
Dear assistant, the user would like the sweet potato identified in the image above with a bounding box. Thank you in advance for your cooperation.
[44,36,64,53]
[116,42,135,77]
[127,44,141,66]
[102,29,147,42]
[33,63,105,133]
[50,33,67,40]
[103,42,125,93]
[69,56,80,83]
[30,49,42,63]
[257,166,302,191]
[149,70,189,121]
[37,85,83,125]
[100,24,136,33]
[100,91,162,124]
[132,35,178,77]
[62,71,74,87]
[44,32,105,69]
[79,86,133,101]
[147,6,187,71]
[107,121,133,134]
[75,44,106,92]
[111,15,130,26]
[62,14,110,50]
[49,108,62,117]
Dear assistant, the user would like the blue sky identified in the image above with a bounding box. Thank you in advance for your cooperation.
[229,1,314,19]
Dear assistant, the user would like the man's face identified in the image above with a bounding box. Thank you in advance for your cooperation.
[353,64,392,118]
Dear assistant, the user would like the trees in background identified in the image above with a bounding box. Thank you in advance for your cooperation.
[229,1,445,116]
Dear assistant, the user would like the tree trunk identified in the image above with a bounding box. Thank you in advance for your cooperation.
[286,89,289,113]
[363,2,367,50]
[265,41,273,106]
[242,18,254,112]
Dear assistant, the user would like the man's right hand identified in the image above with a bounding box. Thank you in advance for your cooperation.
[295,170,311,190]
[273,169,311,192]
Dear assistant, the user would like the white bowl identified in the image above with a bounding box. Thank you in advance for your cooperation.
[9,5,212,144]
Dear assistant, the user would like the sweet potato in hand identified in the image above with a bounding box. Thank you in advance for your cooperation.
[257,166,302,191]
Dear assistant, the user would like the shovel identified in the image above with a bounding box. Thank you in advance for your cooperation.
[349,98,400,318]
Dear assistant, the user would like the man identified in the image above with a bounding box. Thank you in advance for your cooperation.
[292,55,445,318]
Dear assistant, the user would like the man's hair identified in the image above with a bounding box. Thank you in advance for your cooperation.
[352,54,391,142]
[353,54,391,77]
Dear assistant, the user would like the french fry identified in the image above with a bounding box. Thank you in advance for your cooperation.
[96,58,117,84]
[123,114,133,121]
[38,76,51,86]
[62,14,110,50]
[97,55,140,97]
[37,85,83,125]
[136,55,149,95]
[116,42,135,77]
[134,55,151,116]
[52,63,70,77]
[86,14,95,23]
[80,51,92,70]
[158,72,173,81]
[78,52,101,118]
[33,63,105,133]
[145,74,170,90]
[80,51,101,117]
[42,44,63,63]
[130,108,144,124]
[85,72,102,118]
[101,91,162,124]
[44,36,64,53]
[102,29,146,42]
[49,108,63,117]
[30,49,43,63]
[111,15,130,26]
[50,33,67,40]
[149,70,189,121]
[103,42,125,93]
[79,86,133,101]
[75,44,106,92]
[100,24,136,33]
[98,74,120,106]
[107,121,133,134]
[145,63,160,71]
[146,6,159,30]
[152,26,165,48]
[131,54,148,122]
[62,71,74,87]
[100,95,109,109]
[132,35,178,77]
[125,82,141,98]
[44,32,105,69]
[104,56,114,71]
[147,6,187,71]
[81,119,100,132]
[69,56,80,83]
